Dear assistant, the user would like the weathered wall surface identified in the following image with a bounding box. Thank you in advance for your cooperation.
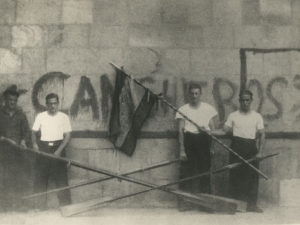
[1,0,300,208]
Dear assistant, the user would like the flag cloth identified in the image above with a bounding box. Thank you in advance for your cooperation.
[109,68,158,156]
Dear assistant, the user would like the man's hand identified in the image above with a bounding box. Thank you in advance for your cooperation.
[179,147,187,161]
[33,143,39,152]
[256,150,264,160]
[20,140,27,150]
[54,149,62,156]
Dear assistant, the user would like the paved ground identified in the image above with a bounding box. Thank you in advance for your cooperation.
[0,205,300,225]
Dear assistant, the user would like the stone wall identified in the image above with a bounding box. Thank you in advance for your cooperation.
[0,0,300,208]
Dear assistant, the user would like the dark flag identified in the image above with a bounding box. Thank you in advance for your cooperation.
[109,68,157,156]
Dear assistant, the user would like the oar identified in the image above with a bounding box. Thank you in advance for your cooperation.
[61,153,278,217]
[0,137,222,212]
[23,158,180,199]
[109,62,269,180]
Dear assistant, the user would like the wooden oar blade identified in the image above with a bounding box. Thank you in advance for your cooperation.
[197,193,246,212]
[60,196,112,217]
[171,189,237,215]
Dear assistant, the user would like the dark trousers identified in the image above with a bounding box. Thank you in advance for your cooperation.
[0,142,34,212]
[228,136,259,208]
[34,142,71,209]
[179,132,211,194]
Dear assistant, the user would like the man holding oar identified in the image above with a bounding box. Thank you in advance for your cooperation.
[210,90,265,213]
[175,84,218,212]
[0,89,31,212]
[32,93,72,211]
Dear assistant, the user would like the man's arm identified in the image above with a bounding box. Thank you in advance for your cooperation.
[31,130,39,151]
[54,132,71,156]
[20,114,31,149]
[256,128,265,158]
[209,124,231,136]
[177,119,186,161]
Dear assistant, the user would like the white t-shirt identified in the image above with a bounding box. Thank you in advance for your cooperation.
[32,111,72,141]
[175,102,218,133]
[225,110,264,139]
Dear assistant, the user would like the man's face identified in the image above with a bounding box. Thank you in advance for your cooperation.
[189,88,201,104]
[239,94,252,111]
[46,97,59,114]
[5,95,18,110]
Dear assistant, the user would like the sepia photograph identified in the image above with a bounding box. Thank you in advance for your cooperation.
[0,0,299,224]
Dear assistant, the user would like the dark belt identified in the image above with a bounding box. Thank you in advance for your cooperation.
[40,140,62,147]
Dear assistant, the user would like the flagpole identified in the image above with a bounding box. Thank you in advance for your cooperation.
[109,62,269,180]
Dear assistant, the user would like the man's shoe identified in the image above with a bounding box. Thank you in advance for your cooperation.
[246,206,263,213]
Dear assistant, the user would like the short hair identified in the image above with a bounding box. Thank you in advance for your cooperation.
[3,89,19,98]
[46,93,59,103]
[188,83,202,92]
[239,90,253,99]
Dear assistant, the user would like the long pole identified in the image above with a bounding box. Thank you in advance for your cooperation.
[61,153,278,217]
[109,62,268,180]
[23,158,180,199]
[1,137,214,209]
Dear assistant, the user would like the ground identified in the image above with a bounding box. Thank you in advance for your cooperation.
[0,205,300,225]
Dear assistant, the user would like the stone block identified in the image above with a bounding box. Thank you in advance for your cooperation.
[191,49,240,75]
[263,52,290,76]
[12,25,46,48]
[118,139,153,172]
[129,0,161,25]
[69,179,103,204]
[258,178,279,204]
[88,149,120,177]
[22,48,46,74]
[17,0,62,24]
[93,0,128,25]
[164,49,190,76]
[48,25,89,48]
[242,0,261,25]
[280,179,300,206]
[291,0,300,25]
[234,26,300,48]
[260,0,292,25]
[203,26,234,48]
[0,0,16,24]
[90,25,128,47]
[188,0,213,26]
[123,47,162,77]
[130,25,203,48]
[62,1,93,24]
[0,48,21,74]
[66,147,89,179]
[275,140,299,180]
[161,0,188,24]
[245,51,263,75]
[213,0,242,25]
[0,26,11,48]
[47,48,123,75]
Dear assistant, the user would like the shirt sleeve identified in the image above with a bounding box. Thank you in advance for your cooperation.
[224,113,234,128]
[63,115,72,133]
[256,114,264,130]
[32,114,41,131]
[175,106,185,120]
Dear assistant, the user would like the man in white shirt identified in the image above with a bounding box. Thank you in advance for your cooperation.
[210,90,265,213]
[32,93,72,210]
[175,84,218,212]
